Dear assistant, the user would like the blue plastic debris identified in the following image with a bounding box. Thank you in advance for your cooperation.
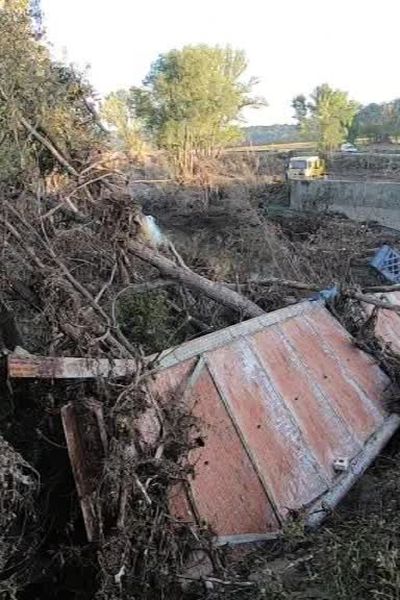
[370,245,400,283]
[310,286,338,302]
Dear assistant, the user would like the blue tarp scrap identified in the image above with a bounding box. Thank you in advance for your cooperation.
[370,245,400,284]
[310,286,338,302]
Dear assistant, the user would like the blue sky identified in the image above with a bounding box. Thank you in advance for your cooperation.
[41,0,399,126]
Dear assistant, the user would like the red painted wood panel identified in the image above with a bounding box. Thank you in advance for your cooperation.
[168,481,197,526]
[148,301,395,537]
[151,359,196,398]
[363,292,400,352]
[280,317,380,443]
[207,340,328,516]
[250,326,361,479]
[375,309,400,352]
[185,366,279,535]
[303,309,388,413]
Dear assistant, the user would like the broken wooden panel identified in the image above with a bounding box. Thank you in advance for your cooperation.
[168,481,197,526]
[249,326,361,481]
[183,364,279,536]
[279,317,383,444]
[152,359,280,536]
[206,339,329,517]
[25,297,400,543]
[303,309,389,412]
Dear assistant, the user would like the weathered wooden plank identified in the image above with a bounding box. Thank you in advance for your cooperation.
[280,317,381,443]
[249,326,361,480]
[206,340,329,517]
[303,309,389,413]
[182,364,279,535]
[8,355,138,379]
[61,399,107,542]
[7,302,318,379]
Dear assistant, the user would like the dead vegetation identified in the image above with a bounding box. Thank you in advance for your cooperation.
[3,165,400,598]
[2,58,400,599]
[4,6,400,599]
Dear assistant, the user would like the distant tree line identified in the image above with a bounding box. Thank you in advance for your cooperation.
[351,100,400,143]
[241,124,301,146]
[292,84,400,151]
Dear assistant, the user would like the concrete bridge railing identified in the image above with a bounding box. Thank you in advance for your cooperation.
[290,179,400,230]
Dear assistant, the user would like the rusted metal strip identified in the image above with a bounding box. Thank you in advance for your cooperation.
[215,532,280,546]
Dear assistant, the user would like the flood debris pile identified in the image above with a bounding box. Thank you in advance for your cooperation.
[65,380,214,600]
[2,115,400,599]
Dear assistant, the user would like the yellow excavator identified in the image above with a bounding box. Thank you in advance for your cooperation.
[286,156,327,180]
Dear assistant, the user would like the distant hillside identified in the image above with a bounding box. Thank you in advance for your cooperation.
[242,124,301,146]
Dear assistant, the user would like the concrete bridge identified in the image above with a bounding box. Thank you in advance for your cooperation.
[290,179,400,230]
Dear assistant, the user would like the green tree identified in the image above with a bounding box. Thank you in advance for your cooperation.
[354,100,400,143]
[0,1,104,185]
[130,45,264,177]
[352,103,384,142]
[292,94,308,125]
[101,90,145,159]
[292,84,359,152]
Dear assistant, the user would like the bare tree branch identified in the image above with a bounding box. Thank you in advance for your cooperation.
[127,240,265,318]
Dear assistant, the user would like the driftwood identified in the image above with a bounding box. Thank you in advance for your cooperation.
[345,290,400,312]
[363,283,400,293]
[232,278,321,292]
[61,400,108,541]
[127,240,265,319]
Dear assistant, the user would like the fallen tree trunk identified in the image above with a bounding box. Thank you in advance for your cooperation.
[128,241,265,319]
[229,278,321,292]
[9,194,265,319]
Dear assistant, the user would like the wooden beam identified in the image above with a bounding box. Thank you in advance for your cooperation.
[7,355,137,379]
[61,399,108,542]
[7,303,317,380]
